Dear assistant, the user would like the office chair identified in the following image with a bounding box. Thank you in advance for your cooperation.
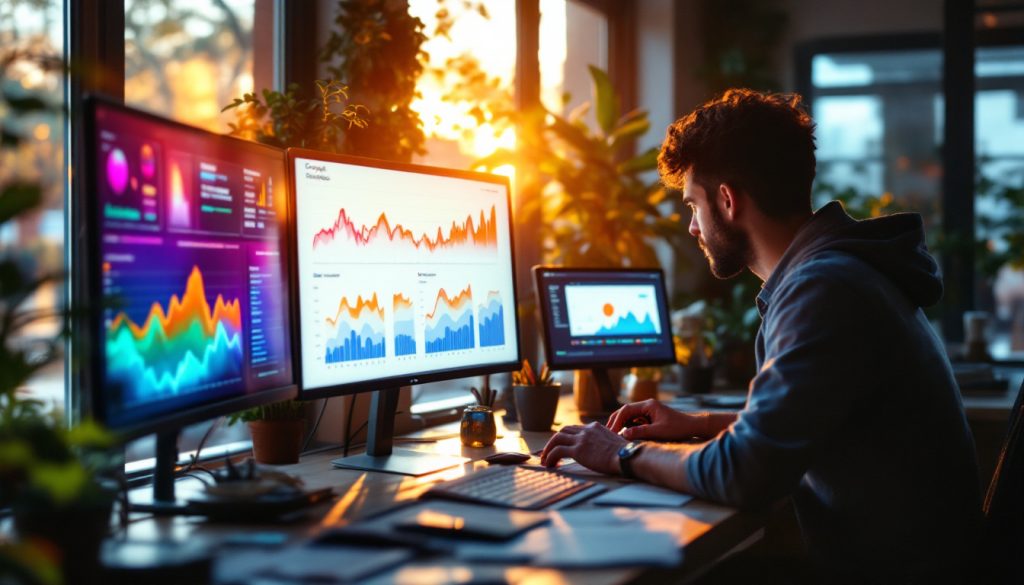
[980,378,1024,584]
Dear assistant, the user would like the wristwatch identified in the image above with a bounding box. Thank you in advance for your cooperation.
[617,441,644,479]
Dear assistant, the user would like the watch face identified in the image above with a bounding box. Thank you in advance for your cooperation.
[619,441,641,459]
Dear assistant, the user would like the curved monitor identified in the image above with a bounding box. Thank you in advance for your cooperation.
[83,98,296,438]
[534,267,676,370]
[287,149,521,399]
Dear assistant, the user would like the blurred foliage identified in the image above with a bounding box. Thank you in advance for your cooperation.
[974,162,1024,278]
[223,80,368,152]
[321,0,428,161]
[125,0,255,132]
[697,0,787,94]
[1,54,115,585]
[476,66,686,268]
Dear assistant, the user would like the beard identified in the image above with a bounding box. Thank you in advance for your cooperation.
[698,204,752,279]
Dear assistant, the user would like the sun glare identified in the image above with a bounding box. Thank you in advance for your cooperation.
[409,0,568,170]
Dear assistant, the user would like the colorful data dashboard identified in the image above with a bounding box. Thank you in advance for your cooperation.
[291,154,519,392]
[92,102,293,429]
[534,268,676,369]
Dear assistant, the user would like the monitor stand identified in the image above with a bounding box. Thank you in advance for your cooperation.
[330,387,470,477]
[577,368,624,422]
[128,430,194,515]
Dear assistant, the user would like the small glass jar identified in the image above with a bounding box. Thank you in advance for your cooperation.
[460,405,497,447]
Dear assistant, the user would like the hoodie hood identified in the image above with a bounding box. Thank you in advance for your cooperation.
[760,201,943,310]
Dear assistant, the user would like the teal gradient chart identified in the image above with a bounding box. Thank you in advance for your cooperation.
[564,284,662,337]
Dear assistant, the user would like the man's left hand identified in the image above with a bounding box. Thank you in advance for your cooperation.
[539,422,628,476]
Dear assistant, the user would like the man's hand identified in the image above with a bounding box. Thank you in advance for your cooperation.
[607,399,706,441]
[539,422,627,476]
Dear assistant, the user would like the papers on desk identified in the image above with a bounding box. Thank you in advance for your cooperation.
[592,483,694,507]
[455,507,685,568]
[216,545,413,584]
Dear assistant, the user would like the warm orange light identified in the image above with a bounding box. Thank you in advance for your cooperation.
[603,303,615,317]
[320,472,367,527]
[409,0,568,168]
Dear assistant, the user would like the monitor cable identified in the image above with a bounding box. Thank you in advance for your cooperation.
[301,398,330,454]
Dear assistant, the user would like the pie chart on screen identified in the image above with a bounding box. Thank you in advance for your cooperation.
[107,148,129,195]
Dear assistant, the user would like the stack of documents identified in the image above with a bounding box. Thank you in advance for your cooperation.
[455,507,686,568]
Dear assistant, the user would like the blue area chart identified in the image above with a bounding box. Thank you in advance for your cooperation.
[595,312,659,336]
[324,294,386,363]
[393,293,417,356]
[425,286,475,354]
[477,291,506,347]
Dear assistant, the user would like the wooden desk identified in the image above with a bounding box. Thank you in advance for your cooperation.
[122,394,764,584]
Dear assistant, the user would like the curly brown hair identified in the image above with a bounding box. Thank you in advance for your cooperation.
[658,88,817,220]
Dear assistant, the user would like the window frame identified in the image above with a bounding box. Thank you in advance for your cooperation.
[795,27,1024,348]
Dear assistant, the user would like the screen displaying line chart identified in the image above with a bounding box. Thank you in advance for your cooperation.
[94,101,293,430]
[564,284,663,337]
[293,155,519,391]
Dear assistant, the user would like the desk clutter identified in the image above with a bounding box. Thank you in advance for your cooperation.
[215,500,687,584]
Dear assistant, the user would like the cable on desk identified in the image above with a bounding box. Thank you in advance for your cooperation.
[301,398,329,454]
[179,416,221,476]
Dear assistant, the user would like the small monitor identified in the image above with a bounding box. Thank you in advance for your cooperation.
[81,98,296,509]
[534,267,675,413]
[534,267,675,369]
[288,149,521,474]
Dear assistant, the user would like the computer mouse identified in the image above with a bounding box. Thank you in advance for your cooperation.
[484,452,531,465]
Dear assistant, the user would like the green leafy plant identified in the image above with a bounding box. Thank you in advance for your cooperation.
[226,399,305,425]
[974,163,1024,277]
[222,79,368,151]
[320,0,428,161]
[476,66,686,268]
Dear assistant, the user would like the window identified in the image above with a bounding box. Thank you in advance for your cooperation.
[124,0,267,132]
[802,37,1024,359]
[405,0,612,411]
[0,0,66,411]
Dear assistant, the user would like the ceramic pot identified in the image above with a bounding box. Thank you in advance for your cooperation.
[514,384,561,432]
[248,419,304,464]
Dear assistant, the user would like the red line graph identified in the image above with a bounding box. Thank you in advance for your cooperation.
[312,206,498,252]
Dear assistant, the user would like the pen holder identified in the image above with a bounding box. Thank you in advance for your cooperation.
[460,405,497,447]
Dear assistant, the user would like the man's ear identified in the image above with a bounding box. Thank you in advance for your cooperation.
[717,182,740,222]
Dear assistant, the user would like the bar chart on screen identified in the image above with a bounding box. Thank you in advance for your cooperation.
[292,156,519,389]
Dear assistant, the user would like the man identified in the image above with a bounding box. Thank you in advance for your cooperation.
[540,89,981,582]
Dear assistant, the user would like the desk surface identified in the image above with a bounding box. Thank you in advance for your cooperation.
[123,393,763,584]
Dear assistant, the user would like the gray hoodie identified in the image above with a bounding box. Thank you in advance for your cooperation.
[683,201,981,582]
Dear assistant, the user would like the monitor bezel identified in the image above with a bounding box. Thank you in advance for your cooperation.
[286,148,523,400]
[532,265,677,371]
[82,96,298,441]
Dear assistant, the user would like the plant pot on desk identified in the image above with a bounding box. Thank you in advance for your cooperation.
[248,419,304,465]
[514,384,561,432]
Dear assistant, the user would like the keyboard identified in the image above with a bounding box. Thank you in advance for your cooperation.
[423,465,601,510]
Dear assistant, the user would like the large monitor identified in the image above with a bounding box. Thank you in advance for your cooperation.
[288,149,521,475]
[534,267,675,413]
[81,98,296,509]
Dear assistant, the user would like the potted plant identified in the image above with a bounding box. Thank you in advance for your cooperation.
[673,302,716,394]
[627,367,663,402]
[227,401,306,465]
[511,360,560,432]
